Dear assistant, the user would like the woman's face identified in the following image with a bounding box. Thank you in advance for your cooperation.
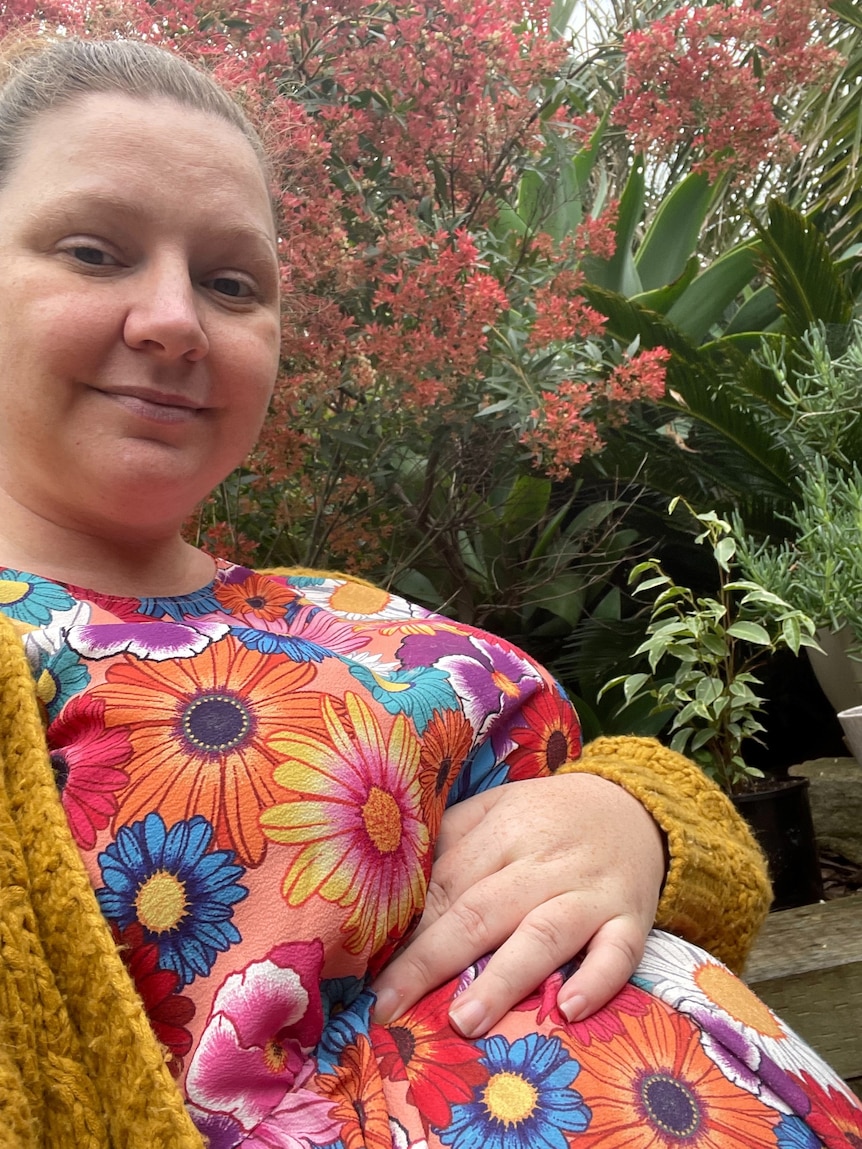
[0,91,281,541]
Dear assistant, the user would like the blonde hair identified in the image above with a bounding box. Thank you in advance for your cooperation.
[0,37,269,186]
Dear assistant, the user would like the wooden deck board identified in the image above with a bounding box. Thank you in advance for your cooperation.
[745,894,862,1080]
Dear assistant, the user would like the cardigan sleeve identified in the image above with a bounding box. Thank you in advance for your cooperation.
[558,735,772,974]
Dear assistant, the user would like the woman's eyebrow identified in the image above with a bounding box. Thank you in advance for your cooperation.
[31,189,151,228]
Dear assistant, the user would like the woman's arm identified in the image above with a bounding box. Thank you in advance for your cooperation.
[268,570,772,1036]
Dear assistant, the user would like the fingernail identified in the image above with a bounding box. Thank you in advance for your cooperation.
[449,998,489,1038]
[558,993,588,1023]
[372,987,400,1024]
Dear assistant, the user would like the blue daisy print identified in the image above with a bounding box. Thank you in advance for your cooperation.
[440,1033,590,1149]
[96,813,248,987]
[230,626,331,662]
[137,587,224,622]
[446,740,510,806]
[283,576,327,587]
[775,1116,823,1149]
[0,570,76,624]
[347,662,457,734]
[33,645,91,721]
[317,975,374,1072]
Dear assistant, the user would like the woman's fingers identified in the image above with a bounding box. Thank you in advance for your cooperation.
[554,915,650,1023]
[372,869,584,1027]
[371,773,665,1034]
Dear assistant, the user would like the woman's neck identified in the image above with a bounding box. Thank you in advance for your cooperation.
[0,489,217,597]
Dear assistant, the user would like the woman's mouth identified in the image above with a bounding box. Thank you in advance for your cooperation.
[98,388,205,424]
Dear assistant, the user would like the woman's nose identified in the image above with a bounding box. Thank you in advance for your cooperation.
[123,259,209,361]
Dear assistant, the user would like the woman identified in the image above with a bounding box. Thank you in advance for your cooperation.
[0,36,857,1149]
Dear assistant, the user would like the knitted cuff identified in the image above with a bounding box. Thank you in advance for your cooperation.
[558,735,772,973]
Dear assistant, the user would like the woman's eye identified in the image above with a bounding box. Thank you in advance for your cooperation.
[206,276,255,300]
[68,245,118,267]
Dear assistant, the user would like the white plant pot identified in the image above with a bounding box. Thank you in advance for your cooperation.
[838,705,862,769]
[807,625,862,714]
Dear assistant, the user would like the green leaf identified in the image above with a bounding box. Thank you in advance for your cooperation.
[501,474,551,534]
[544,156,584,242]
[695,676,724,703]
[585,158,644,295]
[393,568,442,605]
[756,202,853,336]
[670,727,694,753]
[493,201,528,238]
[635,172,716,291]
[713,536,736,571]
[516,169,544,230]
[726,621,772,645]
[832,0,862,29]
[723,284,779,336]
[667,242,762,343]
[632,257,699,315]
[691,727,717,752]
[623,672,650,704]
[782,615,802,652]
[523,577,585,627]
[634,574,673,594]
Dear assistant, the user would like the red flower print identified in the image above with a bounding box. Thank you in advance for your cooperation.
[48,694,132,849]
[794,1071,862,1148]
[373,982,488,1127]
[65,586,148,621]
[505,689,582,780]
[113,922,194,1077]
[513,971,651,1041]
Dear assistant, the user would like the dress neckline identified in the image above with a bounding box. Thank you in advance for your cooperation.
[0,555,241,606]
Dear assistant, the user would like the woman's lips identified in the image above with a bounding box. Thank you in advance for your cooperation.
[99,389,205,424]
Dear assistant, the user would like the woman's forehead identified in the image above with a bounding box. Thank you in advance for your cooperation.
[6,92,276,241]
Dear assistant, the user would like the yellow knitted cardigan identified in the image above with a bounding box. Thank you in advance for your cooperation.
[0,607,771,1148]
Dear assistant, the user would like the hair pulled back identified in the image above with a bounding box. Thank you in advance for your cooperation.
[0,37,269,187]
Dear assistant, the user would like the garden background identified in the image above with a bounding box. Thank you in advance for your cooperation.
[11,0,862,777]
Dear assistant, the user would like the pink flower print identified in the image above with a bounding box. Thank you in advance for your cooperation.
[186,941,330,1133]
[48,694,132,849]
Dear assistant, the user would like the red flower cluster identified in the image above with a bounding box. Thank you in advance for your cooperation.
[615,0,838,181]
[521,348,670,480]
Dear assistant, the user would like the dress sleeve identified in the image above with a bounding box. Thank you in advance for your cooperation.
[557,735,772,974]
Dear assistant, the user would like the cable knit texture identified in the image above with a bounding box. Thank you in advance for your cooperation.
[0,594,771,1145]
[0,613,204,1149]
[559,735,772,972]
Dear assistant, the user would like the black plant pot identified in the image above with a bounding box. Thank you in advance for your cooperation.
[732,777,823,912]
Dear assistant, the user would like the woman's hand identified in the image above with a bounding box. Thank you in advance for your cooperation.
[371,772,665,1037]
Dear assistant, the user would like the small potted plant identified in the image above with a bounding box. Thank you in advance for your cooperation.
[602,498,824,908]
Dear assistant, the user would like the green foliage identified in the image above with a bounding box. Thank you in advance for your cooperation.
[386,465,636,642]
[734,322,862,646]
[601,501,820,793]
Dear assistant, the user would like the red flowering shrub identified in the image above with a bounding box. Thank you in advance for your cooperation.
[0,0,836,574]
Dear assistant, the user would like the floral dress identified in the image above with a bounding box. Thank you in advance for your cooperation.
[1,559,860,1149]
